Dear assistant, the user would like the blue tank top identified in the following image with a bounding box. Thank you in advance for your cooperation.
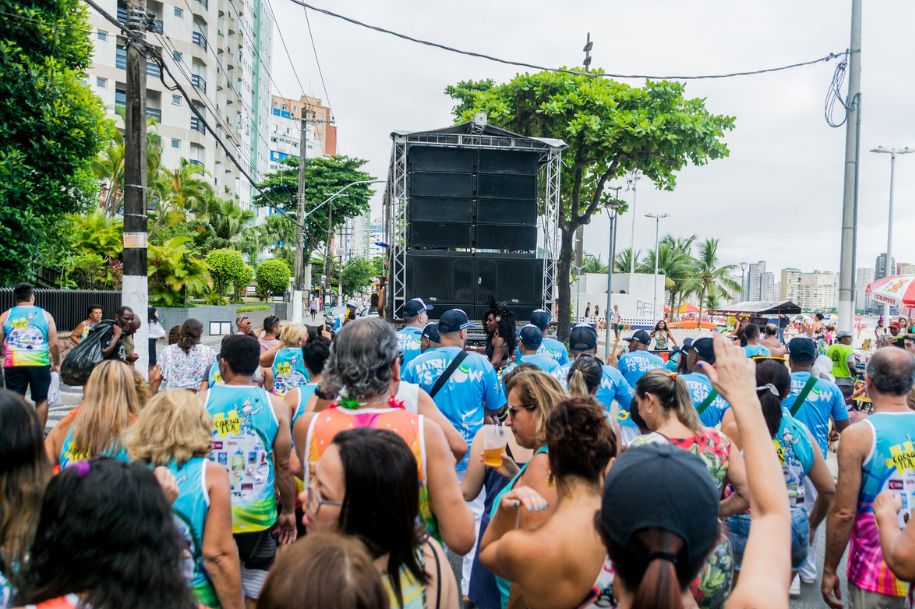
[204,384,279,533]
[168,457,219,608]
[291,382,319,429]
[271,347,310,395]
[58,424,129,469]
[773,410,815,507]
[3,305,49,367]
[207,363,223,388]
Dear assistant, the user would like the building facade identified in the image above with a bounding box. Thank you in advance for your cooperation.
[897,262,915,276]
[875,253,896,280]
[747,260,776,301]
[780,268,837,312]
[856,267,875,313]
[86,0,274,209]
[268,95,336,173]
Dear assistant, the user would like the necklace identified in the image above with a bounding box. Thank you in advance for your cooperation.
[335,394,405,411]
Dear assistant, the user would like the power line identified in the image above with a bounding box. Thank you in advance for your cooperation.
[286,0,848,81]
[302,5,333,113]
[264,0,309,101]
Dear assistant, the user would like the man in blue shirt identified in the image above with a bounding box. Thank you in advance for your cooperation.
[557,324,635,439]
[513,309,569,365]
[396,298,432,367]
[401,308,504,594]
[616,329,666,388]
[504,325,561,376]
[783,335,850,585]
[742,323,771,359]
[681,336,732,428]
[420,321,440,353]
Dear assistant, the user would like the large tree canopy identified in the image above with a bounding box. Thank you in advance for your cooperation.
[252,155,375,268]
[447,70,734,338]
[0,0,108,284]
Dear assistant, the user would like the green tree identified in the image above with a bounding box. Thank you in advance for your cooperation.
[447,71,734,339]
[614,248,641,274]
[148,237,211,306]
[66,211,124,288]
[233,264,254,303]
[256,258,292,299]
[371,255,385,279]
[580,254,607,275]
[342,257,374,297]
[206,249,247,304]
[252,156,375,265]
[639,235,697,317]
[682,238,740,325]
[0,0,108,284]
[197,196,256,250]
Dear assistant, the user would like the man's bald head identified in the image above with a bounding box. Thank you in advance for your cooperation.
[866,347,915,397]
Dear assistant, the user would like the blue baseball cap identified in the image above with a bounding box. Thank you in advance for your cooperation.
[438,309,471,334]
[421,322,440,343]
[569,324,598,352]
[529,309,551,331]
[624,329,652,346]
[404,298,433,318]
[788,337,817,362]
[519,324,543,349]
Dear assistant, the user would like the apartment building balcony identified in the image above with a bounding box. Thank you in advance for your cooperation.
[191,74,207,93]
[190,115,206,133]
[192,31,207,51]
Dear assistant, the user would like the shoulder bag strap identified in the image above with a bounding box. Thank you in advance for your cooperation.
[429,350,468,398]
[695,388,720,416]
[790,375,819,417]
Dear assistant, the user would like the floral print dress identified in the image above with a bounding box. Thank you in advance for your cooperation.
[632,428,735,609]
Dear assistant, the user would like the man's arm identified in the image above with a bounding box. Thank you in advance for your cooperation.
[821,422,869,608]
[269,395,297,545]
[202,462,244,609]
[100,324,123,357]
[70,321,84,346]
[830,387,852,433]
[875,490,915,581]
[805,427,836,534]
[424,419,474,554]
[46,313,60,369]
[292,411,314,481]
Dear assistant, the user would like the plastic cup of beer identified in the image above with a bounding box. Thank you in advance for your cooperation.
[482,425,510,468]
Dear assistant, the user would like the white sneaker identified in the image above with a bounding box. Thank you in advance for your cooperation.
[790,574,801,598]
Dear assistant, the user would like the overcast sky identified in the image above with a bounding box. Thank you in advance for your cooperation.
[267,0,915,277]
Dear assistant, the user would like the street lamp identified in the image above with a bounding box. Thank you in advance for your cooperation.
[739,262,750,301]
[604,195,624,360]
[626,171,641,283]
[645,212,670,322]
[870,146,914,317]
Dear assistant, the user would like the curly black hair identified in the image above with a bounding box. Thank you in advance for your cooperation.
[484,296,517,355]
[14,458,196,609]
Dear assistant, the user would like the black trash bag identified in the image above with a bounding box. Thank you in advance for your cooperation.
[60,320,115,386]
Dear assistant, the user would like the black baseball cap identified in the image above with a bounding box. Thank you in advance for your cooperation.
[569,324,598,352]
[519,324,543,349]
[624,329,651,346]
[671,337,693,355]
[788,337,817,362]
[600,443,720,580]
[421,322,440,344]
[690,337,716,364]
[529,309,551,331]
[403,298,433,318]
[438,309,471,334]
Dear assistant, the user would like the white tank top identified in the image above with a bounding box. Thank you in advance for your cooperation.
[396,381,420,414]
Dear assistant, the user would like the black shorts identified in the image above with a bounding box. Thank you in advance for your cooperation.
[4,365,51,403]
[234,529,277,571]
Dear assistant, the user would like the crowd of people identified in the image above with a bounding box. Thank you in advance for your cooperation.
[5,284,915,609]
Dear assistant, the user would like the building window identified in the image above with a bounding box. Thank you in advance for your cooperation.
[171,138,181,149]
[174,6,183,17]
[97,30,108,41]
[96,76,107,88]
[172,94,181,106]
[173,50,182,62]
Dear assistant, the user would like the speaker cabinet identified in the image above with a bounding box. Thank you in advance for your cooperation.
[476,257,543,305]
[410,172,474,198]
[476,198,537,226]
[474,225,537,251]
[409,197,473,223]
[478,149,538,175]
[477,173,537,200]
[409,146,475,173]
[409,222,472,249]
[406,254,475,303]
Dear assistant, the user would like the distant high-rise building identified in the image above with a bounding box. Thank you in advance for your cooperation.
[875,253,896,280]
[780,268,837,312]
[856,267,875,312]
[897,262,915,276]
[267,95,336,173]
[747,261,776,301]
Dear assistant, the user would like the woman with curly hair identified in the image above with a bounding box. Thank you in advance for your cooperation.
[13,458,198,609]
[124,390,243,609]
[481,298,516,370]
[0,391,50,607]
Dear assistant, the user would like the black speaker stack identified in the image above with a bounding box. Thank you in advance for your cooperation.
[404,146,542,321]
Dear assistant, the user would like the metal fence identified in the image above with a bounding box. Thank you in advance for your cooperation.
[0,289,122,332]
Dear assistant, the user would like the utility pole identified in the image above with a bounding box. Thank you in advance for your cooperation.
[837,0,861,333]
[322,198,333,308]
[645,212,670,322]
[572,33,594,277]
[122,3,149,378]
[292,106,308,323]
[870,146,914,316]
[626,172,640,282]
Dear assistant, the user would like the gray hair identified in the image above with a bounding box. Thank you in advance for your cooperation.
[866,347,915,397]
[324,317,399,400]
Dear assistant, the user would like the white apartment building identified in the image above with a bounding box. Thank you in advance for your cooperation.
[856,267,874,312]
[780,268,836,312]
[268,95,335,172]
[338,213,386,263]
[86,0,273,209]
[747,261,776,301]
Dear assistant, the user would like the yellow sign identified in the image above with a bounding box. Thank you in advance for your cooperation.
[213,409,241,436]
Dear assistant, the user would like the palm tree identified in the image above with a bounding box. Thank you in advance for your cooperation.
[641,240,695,318]
[614,248,641,273]
[198,196,256,249]
[682,238,741,328]
[92,138,125,217]
[151,160,213,233]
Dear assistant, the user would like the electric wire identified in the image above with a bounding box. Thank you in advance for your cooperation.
[284,0,848,81]
[302,5,333,114]
[824,53,851,128]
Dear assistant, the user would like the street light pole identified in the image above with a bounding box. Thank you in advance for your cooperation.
[645,212,670,322]
[626,172,640,283]
[604,204,620,360]
[870,146,914,317]
[739,262,749,301]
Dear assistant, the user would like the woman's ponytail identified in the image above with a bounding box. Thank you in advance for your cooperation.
[631,530,685,609]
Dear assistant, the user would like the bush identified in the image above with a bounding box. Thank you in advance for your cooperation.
[206,249,247,304]
[232,264,254,303]
[236,304,271,313]
[256,258,292,298]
